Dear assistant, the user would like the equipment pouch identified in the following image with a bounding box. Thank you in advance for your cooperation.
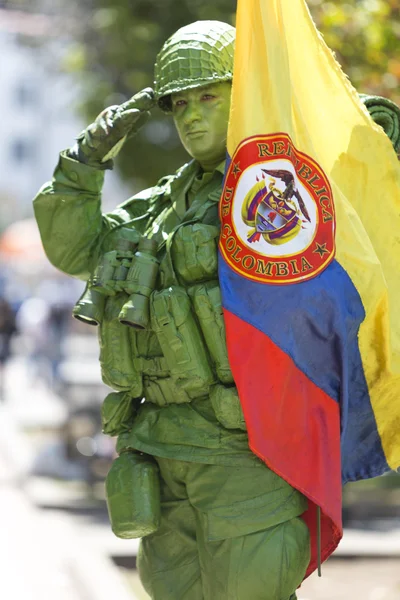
[171,223,219,284]
[135,329,164,360]
[143,376,191,406]
[106,452,160,539]
[210,385,247,431]
[188,281,234,385]
[150,286,214,399]
[98,293,143,397]
[101,391,140,437]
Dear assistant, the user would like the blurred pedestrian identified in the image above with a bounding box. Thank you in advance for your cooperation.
[16,296,51,387]
[0,296,16,400]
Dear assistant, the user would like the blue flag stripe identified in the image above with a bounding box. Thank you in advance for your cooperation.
[219,256,390,481]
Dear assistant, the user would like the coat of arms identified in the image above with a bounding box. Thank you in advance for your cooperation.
[242,169,311,245]
[220,133,336,284]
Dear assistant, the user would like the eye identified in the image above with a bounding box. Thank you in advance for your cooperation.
[173,99,187,108]
[202,94,216,101]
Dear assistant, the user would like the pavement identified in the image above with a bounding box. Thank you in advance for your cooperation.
[0,355,140,600]
[2,352,400,599]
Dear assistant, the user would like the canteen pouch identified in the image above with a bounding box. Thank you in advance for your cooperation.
[188,281,234,385]
[210,385,247,431]
[150,286,214,399]
[171,223,219,284]
[98,293,143,396]
[105,452,161,539]
[101,391,141,437]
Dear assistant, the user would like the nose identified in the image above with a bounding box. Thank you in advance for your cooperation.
[183,101,201,126]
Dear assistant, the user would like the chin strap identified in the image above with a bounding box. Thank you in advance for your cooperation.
[317,505,322,577]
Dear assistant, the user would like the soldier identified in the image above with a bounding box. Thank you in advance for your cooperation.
[34,21,310,600]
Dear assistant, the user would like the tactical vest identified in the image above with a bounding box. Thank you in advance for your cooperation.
[74,176,246,436]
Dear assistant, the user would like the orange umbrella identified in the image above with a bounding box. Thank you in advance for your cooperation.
[0,218,57,278]
[0,218,46,262]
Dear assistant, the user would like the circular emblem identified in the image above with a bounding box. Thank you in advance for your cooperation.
[220,134,336,284]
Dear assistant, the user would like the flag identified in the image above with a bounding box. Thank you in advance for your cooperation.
[220,0,400,578]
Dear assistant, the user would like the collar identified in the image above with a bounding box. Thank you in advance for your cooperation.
[174,158,226,181]
[168,159,226,210]
[215,160,227,176]
[195,159,226,178]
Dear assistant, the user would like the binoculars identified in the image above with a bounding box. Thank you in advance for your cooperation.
[73,235,159,330]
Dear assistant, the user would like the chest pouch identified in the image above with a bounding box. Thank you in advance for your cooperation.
[188,281,234,385]
[170,223,219,284]
[134,329,169,378]
[98,293,143,397]
[150,286,214,400]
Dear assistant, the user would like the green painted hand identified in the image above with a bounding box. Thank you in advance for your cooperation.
[70,87,155,169]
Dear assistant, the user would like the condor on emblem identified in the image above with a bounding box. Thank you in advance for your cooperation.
[220,134,336,284]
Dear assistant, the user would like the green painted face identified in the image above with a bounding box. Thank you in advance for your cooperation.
[171,81,231,172]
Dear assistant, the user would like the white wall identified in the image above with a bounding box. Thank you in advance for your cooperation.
[0,19,133,225]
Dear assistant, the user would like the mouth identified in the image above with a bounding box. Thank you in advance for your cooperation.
[186,130,207,138]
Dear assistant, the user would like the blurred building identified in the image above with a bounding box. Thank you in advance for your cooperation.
[0,6,132,229]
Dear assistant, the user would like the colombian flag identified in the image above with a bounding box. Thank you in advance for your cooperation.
[220,0,400,578]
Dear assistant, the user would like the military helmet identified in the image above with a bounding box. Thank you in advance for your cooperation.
[154,20,235,113]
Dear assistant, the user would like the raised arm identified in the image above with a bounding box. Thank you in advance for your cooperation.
[33,89,155,280]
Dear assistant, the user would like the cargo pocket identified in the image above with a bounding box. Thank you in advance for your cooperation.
[203,492,309,598]
[222,517,310,600]
[194,465,309,600]
[205,486,308,542]
[189,282,234,385]
[98,293,143,397]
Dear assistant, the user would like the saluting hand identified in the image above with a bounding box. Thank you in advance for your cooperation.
[69,87,155,169]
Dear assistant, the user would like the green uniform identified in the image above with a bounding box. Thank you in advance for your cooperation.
[34,14,400,596]
[34,150,310,599]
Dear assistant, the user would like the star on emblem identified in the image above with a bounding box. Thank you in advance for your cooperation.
[232,162,242,178]
[313,242,329,258]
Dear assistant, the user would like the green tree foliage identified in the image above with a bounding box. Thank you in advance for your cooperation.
[64,0,236,191]
[65,0,399,189]
[309,0,400,105]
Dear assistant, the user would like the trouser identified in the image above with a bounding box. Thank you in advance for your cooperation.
[138,457,310,600]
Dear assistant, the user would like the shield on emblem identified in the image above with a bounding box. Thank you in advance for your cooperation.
[256,191,297,234]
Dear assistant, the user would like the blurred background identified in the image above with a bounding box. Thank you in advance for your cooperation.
[0,1,399,599]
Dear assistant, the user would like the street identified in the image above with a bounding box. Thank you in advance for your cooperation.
[1,356,400,600]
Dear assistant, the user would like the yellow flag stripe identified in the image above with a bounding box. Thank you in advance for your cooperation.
[229,0,400,468]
